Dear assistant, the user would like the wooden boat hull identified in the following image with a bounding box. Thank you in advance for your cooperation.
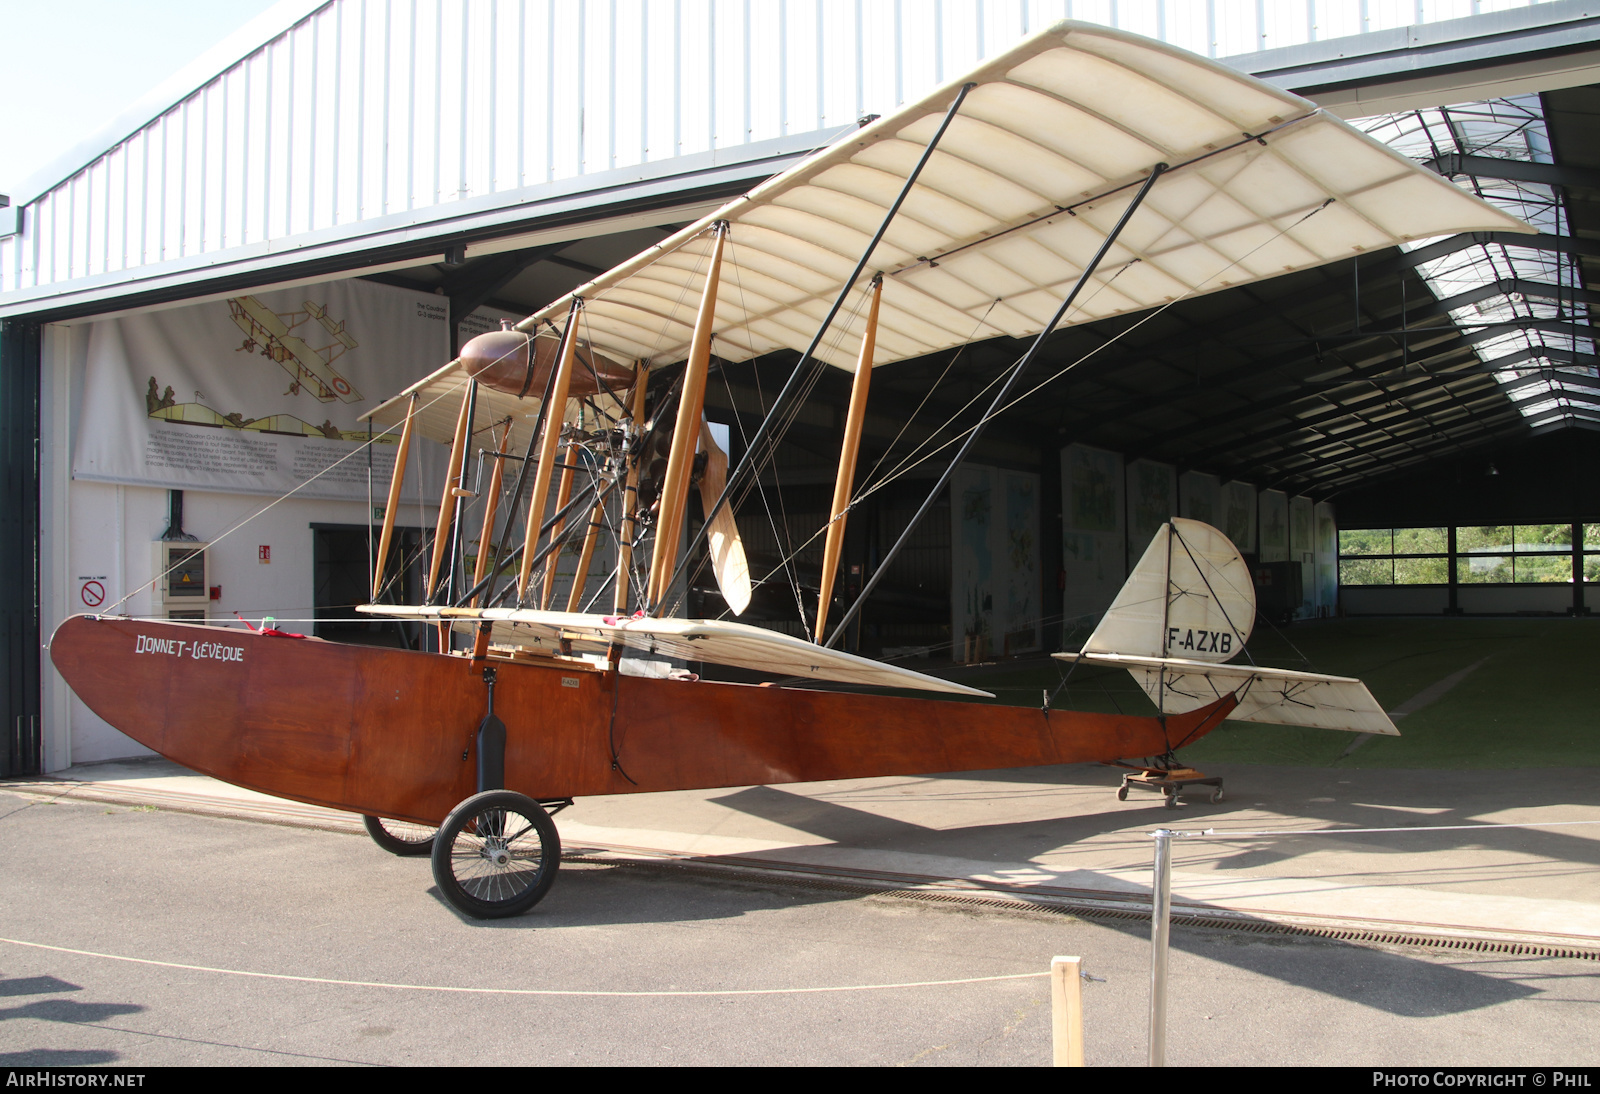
[49,615,1235,825]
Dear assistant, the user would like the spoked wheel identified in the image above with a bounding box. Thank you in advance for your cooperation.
[431,791,560,919]
[362,815,438,857]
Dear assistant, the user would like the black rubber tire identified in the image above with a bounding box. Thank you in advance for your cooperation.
[431,791,560,919]
[1116,786,1129,801]
[363,815,437,857]
[1163,789,1178,809]
[1210,788,1225,804]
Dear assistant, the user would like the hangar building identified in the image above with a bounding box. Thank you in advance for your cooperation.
[3,0,1599,774]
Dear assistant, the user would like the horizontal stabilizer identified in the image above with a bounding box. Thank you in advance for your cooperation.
[360,604,993,698]
[1053,651,1398,735]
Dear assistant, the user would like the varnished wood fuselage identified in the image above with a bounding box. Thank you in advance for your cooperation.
[49,615,1235,825]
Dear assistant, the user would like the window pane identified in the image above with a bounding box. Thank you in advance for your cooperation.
[1392,527,1446,553]
[1457,526,1513,553]
[1458,555,1512,583]
[1514,554,1571,584]
[1585,524,1600,549]
[1586,554,1600,582]
[1395,557,1448,584]
[1513,525,1571,553]
[1339,529,1392,556]
[1340,558,1393,585]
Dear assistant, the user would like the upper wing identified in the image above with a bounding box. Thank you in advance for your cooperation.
[504,21,1528,375]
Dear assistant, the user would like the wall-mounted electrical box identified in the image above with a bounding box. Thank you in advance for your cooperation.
[153,541,211,620]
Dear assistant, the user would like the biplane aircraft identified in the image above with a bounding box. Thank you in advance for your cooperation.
[227,295,363,403]
[51,21,1528,919]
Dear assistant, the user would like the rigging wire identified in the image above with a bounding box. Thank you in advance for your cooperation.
[859,297,1001,491]
[864,260,1141,498]
[711,203,1339,633]
[719,361,807,621]
[722,234,810,624]
[850,202,1337,511]
[720,268,1126,610]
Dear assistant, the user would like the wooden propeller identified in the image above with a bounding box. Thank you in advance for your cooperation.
[696,422,751,616]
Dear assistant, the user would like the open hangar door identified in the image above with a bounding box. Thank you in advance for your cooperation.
[27,217,708,770]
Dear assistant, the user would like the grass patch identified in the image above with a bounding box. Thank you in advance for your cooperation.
[955,618,1600,769]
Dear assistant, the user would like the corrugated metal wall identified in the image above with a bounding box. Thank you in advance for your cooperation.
[0,0,1552,301]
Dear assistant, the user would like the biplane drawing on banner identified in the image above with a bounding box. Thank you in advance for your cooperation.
[228,296,363,404]
[72,278,451,501]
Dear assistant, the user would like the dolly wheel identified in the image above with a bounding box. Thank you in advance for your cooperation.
[432,790,560,919]
[363,815,437,857]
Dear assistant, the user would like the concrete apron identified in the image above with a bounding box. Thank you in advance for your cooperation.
[6,757,1599,952]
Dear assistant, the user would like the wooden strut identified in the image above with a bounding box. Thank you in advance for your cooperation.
[666,82,977,604]
[566,481,619,613]
[647,223,728,613]
[428,381,476,601]
[540,430,581,610]
[614,365,652,615]
[371,392,417,602]
[517,299,583,602]
[469,420,513,607]
[814,275,882,643]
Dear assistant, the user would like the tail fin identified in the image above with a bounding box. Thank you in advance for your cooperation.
[1083,518,1254,662]
[1064,519,1397,736]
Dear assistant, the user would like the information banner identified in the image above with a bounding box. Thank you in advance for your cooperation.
[1223,481,1257,554]
[1259,490,1290,563]
[953,465,1041,661]
[1179,471,1221,527]
[1126,459,1176,563]
[1060,443,1126,625]
[74,279,450,501]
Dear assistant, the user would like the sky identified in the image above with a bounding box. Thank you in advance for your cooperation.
[0,0,280,198]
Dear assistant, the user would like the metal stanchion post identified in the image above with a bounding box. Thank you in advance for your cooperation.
[1149,827,1173,1067]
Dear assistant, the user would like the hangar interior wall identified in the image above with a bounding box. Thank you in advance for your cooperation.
[57,479,385,765]
[1059,443,1336,639]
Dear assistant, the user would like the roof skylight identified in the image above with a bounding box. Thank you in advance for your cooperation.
[1357,96,1596,430]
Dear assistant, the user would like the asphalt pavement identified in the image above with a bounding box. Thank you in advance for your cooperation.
[1,790,1597,1067]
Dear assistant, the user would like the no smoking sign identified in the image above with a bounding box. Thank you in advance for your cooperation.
[79,578,107,608]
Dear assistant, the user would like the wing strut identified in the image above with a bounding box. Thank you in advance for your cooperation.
[815,274,882,642]
[648,222,729,612]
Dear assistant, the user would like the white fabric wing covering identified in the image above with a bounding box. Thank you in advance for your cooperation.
[1083,518,1254,661]
[513,20,1529,374]
[356,604,992,697]
[1054,651,1399,735]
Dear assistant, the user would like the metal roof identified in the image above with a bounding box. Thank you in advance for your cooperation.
[7,0,1600,500]
[4,0,1592,321]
